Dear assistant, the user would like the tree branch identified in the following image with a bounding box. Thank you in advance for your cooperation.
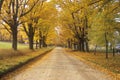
[1,22,12,34]
[20,0,39,17]
[23,24,29,36]
[73,0,103,13]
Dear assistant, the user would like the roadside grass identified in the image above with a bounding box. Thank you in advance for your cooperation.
[0,42,28,49]
[0,47,53,76]
[66,49,120,79]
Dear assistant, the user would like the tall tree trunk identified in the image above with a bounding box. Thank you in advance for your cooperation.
[78,40,81,51]
[70,39,73,49]
[105,32,108,59]
[73,39,77,50]
[39,39,42,48]
[81,28,85,52]
[39,30,42,48]
[73,43,76,50]
[81,39,85,52]
[84,15,89,52]
[28,24,34,50]
[85,40,89,52]
[28,35,34,50]
[42,36,47,47]
[12,27,18,50]
[67,39,71,48]
[94,45,97,55]
[36,40,38,49]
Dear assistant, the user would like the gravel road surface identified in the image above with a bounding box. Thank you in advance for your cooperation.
[1,47,111,80]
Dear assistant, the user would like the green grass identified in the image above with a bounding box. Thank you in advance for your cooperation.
[0,42,28,49]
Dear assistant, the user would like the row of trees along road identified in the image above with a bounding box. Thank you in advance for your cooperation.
[0,0,120,59]
[0,0,57,50]
[55,0,120,58]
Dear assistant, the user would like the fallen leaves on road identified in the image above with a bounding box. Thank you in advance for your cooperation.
[65,49,120,80]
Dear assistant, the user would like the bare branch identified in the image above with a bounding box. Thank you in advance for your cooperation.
[20,0,39,17]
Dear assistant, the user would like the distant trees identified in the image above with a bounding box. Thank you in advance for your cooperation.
[36,2,57,48]
[88,0,120,58]
[56,0,90,52]
[56,0,120,58]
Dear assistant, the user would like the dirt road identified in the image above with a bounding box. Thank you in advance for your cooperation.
[1,47,111,80]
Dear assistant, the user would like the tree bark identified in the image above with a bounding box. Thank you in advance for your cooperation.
[70,39,73,49]
[85,40,89,52]
[73,43,76,50]
[94,45,97,55]
[81,39,85,52]
[12,27,18,50]
[67,39,71,48]
[105,32,108,59]
[28,24,34,50]
[78,40,81,51]
[28,35,34,50]
[42,36,47,47]
[39,39,42,48]
[73,39,77,50]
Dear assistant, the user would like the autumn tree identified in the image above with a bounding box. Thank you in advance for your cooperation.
[22,1,45,50]
[56,0,120,56]
[56,0,90,52]
[0,0,40,50]
[88,0,120,58]
[23,1,57,49]
[36,1,57,48]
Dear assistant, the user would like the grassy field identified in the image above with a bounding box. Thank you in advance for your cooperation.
[66,49,120,79]
[0,42,28,49]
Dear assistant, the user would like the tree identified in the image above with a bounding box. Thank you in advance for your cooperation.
[56,0,120,55]
[0,0,40,50]
[36,1,57,48]
[23,1,57,49]
[56,0,90,52]
[22,1,45,50]
[88,0,119,58]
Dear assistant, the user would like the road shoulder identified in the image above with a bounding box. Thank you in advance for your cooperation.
[64,49,117,80]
